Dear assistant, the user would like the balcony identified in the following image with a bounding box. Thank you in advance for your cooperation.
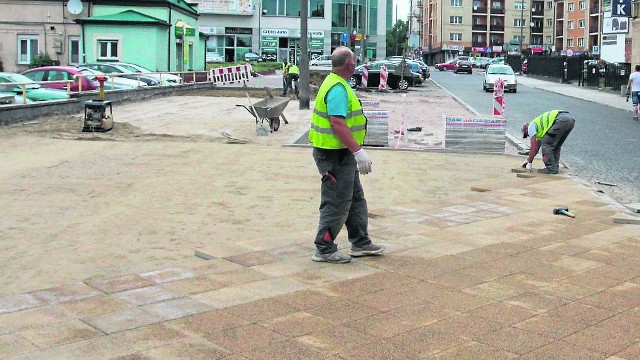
[490,24,504,31]
[556,29,564,37]
[490,7,505,14]
[531,26,543,33]
[490,41,504,46]
[472,23,488,31]
[590,4,599,15]
[472,41,488,47]
[473,6,488,13]
[556,9,564,19]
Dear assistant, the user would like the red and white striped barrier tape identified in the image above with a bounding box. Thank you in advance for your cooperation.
[379,65,388,91]
[209,64,253,86]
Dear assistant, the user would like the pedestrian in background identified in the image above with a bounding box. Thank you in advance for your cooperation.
[281,60,289,91]
[308,46,385,263]
[521,110,575,174]
[626,64,640,120]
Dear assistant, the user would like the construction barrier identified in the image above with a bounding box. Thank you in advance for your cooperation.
[379,65,389,91]
[210,64,253,86]
[493,78,505,116]
[361,65,369,89]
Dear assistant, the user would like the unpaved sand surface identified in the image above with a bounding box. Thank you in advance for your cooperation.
[0,81,518,295]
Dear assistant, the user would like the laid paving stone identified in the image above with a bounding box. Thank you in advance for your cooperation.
[613,214,640,225]
[551,256,603,274]
[112,285,181,306]
[504,292,570,313]
[465,301,539,326]
[562,322,639,355]
[433,340,519,359]
[474,327,555,355]
[224,250,280,267]
[82,308,164,334]
[264,244,311,260]
[537,282,597,301]
[385,326,467,357]
[224,297,296,323]
[53,294,132,319]
[562,270,624,291]
[16,319,103,349]
[158,274,230,296]
[85,274,155,294]
[205,323,287,353]
[271,288,341,311]
[141,336,230,359]
[463,281,526,301]
[140,297,212,321]
[514,302,613,340]
[166,309,248,338]
[205,268,269,286]
[193,277,307,309]
[260,312,334,337]
[106,322,190,353]
[518,340,607,359]
[296,325,375,352]
[30,282,102,305]
[239,339,327,360]
[0,333,39,356]
[0,305,71,332]
[0,293,43,314]
[139,267,195,284]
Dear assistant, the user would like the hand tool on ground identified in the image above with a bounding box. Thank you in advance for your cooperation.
[553,207,575,218]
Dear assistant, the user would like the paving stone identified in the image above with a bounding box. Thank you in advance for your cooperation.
[463,281,525,301]
[259,312,334,337]
[305,299,379,325]
[0,305,72,332]
[166,309,249,338]
[562,271,624,291]
[16,319,103,349]
[139,267,195,284]
[112,285,181,306]
[537,281,597,301]
[612,214,640,225]
[271,288,341,311]
[577,284,640,312]
[205,323,287,353]
[193,277,308,309]
[222,297,295,323]
[82,308,164,334]
[385,326,467,357]
[504,292,570,313]
[551,256,603,274]
[613,341,640,359]
[225,250,279,267]
[108,353,155,360]
[0,293,43,314]
[343,310,421,339]
[139,297,211,321]
[625,203,640,213]
[432,341,519,359]
[465,301,539,326]
[106,323,190,352]
[514,302,613,340]
[54,294,132,319]
[518,340,606,360]
[190,258,246,276]
[141,336,230,359]
[240,339,326,360]
[30,282,102,305]
[158,275,230,296]
[0,333,38,356]
[474,327,555,355]
[291,262,379,287]
[296,325,375,351]
[85,274,155,294]
[205,268,269,286]
[562,321,639,355]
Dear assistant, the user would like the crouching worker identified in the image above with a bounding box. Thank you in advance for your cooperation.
[521,110,575,174]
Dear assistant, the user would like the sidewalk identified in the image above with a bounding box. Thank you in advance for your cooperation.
[1,75,640,359]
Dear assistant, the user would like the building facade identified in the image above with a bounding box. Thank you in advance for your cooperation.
[194,0,390,63]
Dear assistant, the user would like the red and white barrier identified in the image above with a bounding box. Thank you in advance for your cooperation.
[379,65,389,91]
[209,64,253,86]
[361,65,369,89]
[493,78,505,116]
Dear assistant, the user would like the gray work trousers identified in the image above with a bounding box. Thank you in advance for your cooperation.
[541,113,575,172]
[312,148,372,254]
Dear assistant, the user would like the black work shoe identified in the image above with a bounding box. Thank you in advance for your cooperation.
[537,168,558,174]
[350,243,386,257]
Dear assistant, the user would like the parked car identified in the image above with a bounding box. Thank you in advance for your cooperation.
[522,59,528,74]
[454,60,473,74]
[20,66,99,92]
[472,57,491,68]
[489,57,505,66]
[242,52,262,62]
[309,54,332,66]
[483,64,517,93]
[79,63,160,86]
[388,59,424,83]
[435,59,457,71]
[206,53,224,63]
[349,61,414,90]
[413,60,431,79]
[0,92,33,105]
[0,72,70,101]
[112,62,182,85]
[78,67,146,90]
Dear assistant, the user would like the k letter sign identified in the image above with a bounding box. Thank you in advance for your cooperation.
[612,0,631,16]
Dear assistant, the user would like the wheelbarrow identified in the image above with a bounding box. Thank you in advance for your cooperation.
[236,89,289,134]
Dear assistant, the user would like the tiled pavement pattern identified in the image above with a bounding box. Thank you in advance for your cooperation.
[2,173,640,359]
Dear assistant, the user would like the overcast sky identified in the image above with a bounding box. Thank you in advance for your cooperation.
[393,0,409,22]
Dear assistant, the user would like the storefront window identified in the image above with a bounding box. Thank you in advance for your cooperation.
[225,36,235,47]
[236,35,251,48]
[310,0,324,17]
[286,0,300,16]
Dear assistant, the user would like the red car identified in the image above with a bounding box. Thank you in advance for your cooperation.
[435,59,457,71]
[21,66,100,92]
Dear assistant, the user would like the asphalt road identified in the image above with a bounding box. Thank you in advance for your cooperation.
[430,68,640,206]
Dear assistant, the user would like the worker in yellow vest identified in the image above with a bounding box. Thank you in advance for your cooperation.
[281,60,289,89]
[281,63,299,97]
[308,47,385,263]
[521,110,575,174]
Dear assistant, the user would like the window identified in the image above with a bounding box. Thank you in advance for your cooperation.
[567,38,574,47]
[568,20,574,29]
[578,37,585,47]
[97,39,119,60]
[450,16,463,24]
[514,18,526,27]
[546,18,553,27]
[450,32,462,41]
[568,2,574,11]
[451,0,463,7]
[18,35,39,64]
[546,1,552,9]
[579,0,586,10]
[578,19,585,28]
[69,36,80,65]
[546,35,552,44]
[309,0,324,17]
[491,1,502,9]
[514,1,528,11]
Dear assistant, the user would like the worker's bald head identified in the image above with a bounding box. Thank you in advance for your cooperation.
[332,47,354,68]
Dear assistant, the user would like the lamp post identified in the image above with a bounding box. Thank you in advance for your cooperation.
[520,0,524,53]
[257,1,262,55]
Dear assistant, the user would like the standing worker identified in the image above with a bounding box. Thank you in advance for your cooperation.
[626,64,640,120]
[281,60,289,91]
[281,62,300,97]
[308,46,385,263]
[521,110,575,174]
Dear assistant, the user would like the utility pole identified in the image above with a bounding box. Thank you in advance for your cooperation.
[347,0,353,49]
[520,0,524,52]
[299,0,310,109]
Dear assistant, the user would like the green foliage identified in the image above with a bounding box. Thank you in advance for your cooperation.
[30,53,55,68]
[386,20,409,57]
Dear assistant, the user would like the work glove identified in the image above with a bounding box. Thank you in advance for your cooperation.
[353,148,372,175]
[521,161,532,172]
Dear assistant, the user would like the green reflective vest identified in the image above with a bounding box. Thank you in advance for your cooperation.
[309,73,367,149]
[531,110,565,139]
[288,65,300,74]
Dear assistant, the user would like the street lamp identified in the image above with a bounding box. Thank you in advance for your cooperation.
[257,2,266,55]
[519,0,524,52]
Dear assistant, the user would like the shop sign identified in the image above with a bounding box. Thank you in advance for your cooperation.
[262,29,289,36]
[225,27,252,35]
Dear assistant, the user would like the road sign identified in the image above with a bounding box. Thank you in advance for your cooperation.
[566,49,574,56]
[592,45,600,54]
[612,0,631,16]
[341,32,348,43]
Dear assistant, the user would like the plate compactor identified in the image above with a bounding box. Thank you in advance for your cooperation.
[82,75,114,132]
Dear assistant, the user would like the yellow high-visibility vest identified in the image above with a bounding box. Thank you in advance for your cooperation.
[531,110,565,139]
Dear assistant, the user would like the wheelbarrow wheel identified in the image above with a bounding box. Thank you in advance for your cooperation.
[269,117,280,132]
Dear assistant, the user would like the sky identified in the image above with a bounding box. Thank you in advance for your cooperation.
[394,0,409,22]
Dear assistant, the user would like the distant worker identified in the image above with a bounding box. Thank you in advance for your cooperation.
[282,62,300,98]
[521,110,575,174]
[308,46,385,263]
[626,64,640,120]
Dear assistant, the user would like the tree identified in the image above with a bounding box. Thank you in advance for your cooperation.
[386,20,409,57]
[30,53,55,68]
